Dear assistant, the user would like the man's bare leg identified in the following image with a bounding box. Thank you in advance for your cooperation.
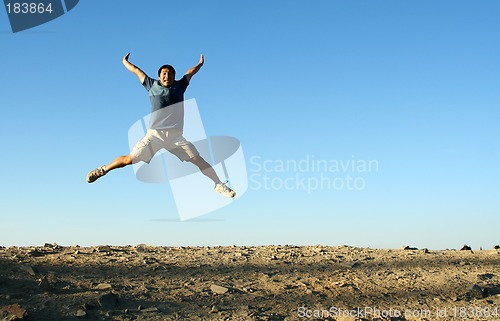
[105,155,133,172]
[86,155,133,183]
[188,155,235,197]
[104,154,219,183]
[188,155,221,185]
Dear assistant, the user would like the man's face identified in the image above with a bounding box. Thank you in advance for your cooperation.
[159,68,175,87]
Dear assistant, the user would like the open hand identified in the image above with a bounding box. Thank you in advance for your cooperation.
[123,53,131,63]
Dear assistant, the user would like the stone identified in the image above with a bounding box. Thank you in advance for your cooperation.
[461,245,472,251]
[27,249,44,257]
[38,276,52,292]
[19,265,35,276]
[98,292,119,309]
[135,244,148,252]
[97,245,113,252]
[335,316,357,321]
[477,273,494,281]
[83,300,99,310]
[468,284,484,299]
[141,307,159,313]
[342,261,361,268]
[485,286,500,296]
[76,309,86,317]
[210,284,229,295]
[44,243,61,249]
[0,304,28,320]
[94,283,113,290]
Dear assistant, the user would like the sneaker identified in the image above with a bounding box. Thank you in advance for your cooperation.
[215,181,236,198]
[86,165,107,183]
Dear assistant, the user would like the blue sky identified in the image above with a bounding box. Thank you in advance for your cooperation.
[1,1,499,249]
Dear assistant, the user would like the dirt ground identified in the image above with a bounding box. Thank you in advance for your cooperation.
[1,244,499,321]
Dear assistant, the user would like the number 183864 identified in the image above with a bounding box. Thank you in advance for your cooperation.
[5,2,54,14]
[452,307,499,318]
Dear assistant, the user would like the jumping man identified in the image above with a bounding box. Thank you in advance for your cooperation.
[86,53,236,198]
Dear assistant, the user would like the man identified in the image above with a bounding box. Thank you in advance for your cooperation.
[86,53,235,198]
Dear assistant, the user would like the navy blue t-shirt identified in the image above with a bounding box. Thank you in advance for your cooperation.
[142,75,189,129]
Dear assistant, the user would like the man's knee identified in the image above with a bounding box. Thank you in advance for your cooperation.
[189,155,201,163]
[189,155,208,167]
[123,155,133,165]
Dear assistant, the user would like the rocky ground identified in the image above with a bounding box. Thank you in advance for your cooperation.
[1,244,499,321]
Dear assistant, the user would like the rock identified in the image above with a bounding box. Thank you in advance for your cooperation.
[210,284,229,295]
[135,244,148,252]
[0,304,29,320]
[27,249,44,257]
[19,265,35,276]
[44,243,61,249]
[38,276,52,292]
[494,245,500,250]
[76,309,86,317]
[83,300,99,310]
[477,273,494,281]
[98,292,119,309]
[94,283,113,290]
[402,246,418,250]
[485,286,500,296]
[342,261,361,268]
[468,284,485,299]
[461,245,472,251]
[141,307,159,313]
[143,257,156,265]
[96,245,113,252]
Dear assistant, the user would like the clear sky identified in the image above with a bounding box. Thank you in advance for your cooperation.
[1,1,499,249]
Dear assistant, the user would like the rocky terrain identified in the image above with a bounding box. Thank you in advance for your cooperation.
[1,244,499,321]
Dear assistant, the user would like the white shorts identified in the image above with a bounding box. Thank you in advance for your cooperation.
[130,129,199,163]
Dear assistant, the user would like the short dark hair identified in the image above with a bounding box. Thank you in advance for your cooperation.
[157,64,176,77]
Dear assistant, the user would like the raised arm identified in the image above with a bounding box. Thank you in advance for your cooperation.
[185,54,204,83]
[122,53,146,84]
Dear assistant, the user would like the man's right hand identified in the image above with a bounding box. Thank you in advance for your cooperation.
[123,53,131,64]
[122,52,146,84]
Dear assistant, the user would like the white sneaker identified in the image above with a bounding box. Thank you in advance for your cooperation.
[86,165,107,183]
[214,181,236,198]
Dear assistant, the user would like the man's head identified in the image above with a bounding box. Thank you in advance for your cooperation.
[158,64,176,87]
